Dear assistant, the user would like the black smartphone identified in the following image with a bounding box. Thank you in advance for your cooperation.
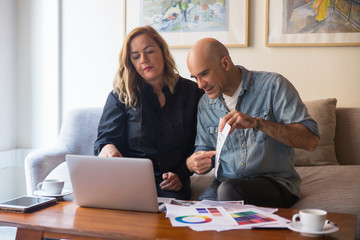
[0,195,56,212]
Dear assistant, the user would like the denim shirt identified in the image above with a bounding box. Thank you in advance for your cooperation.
[195,66,319,197]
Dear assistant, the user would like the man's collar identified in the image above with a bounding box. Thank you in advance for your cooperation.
[235,65,254,92]
[206,65,253,105]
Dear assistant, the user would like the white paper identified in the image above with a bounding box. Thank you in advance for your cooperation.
[193,200,244,212]
[189,207,288,232]
[165,204,237,228]
[165,202,290,232]
[215,118,231,178]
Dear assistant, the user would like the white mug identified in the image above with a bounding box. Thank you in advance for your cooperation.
[37,179,64,195]
[292,209,328,232]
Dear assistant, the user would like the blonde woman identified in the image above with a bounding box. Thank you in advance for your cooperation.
[94,26,203,200]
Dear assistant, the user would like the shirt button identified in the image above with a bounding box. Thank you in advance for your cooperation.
[241,162,244,166]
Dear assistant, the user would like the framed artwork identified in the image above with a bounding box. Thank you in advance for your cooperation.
[125,0,249,48]
[266,0,360,46]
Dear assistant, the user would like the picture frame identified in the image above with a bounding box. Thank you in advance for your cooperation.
[125,0,249,48]
[266,0,360,46]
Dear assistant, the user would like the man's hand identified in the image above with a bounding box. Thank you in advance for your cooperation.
[186,150,216,174]
[219,110,319,151]
[98,144,123,157]
[219,110,256,134]
[160,172,182,192]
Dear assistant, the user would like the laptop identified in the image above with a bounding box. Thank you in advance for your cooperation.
[66,154,166,213]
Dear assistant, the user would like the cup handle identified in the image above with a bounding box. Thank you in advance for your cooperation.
[37,182,43,190]
[292,213,300,223]
[325,220,337,226]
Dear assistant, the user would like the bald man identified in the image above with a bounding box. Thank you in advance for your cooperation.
[186,38,319,208]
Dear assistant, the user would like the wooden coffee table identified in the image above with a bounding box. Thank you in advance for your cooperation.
[0,198,356,240]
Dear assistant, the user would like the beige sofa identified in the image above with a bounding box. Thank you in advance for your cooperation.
[24,98,360,238]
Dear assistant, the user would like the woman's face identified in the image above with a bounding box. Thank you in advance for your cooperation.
[129,33,165,85]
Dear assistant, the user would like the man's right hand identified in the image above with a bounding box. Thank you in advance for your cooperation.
[186,150,216,174]
[98,144,123,157]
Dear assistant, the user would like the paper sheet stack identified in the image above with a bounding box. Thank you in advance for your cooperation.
[165,200,290,232]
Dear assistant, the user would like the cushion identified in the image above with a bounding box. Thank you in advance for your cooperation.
[294,98,338,166]
[190,169,215,200]
[293,165,360,239]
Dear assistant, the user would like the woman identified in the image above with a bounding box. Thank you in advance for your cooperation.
[94,26,203,200]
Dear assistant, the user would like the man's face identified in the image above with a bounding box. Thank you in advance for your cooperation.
[187,54,227,99]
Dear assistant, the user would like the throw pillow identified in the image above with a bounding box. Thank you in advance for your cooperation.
[294,98,338,166]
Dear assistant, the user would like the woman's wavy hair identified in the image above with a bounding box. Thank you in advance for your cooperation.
[113,25,179,109]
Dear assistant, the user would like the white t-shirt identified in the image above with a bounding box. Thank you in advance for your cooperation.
[222,82,242,111]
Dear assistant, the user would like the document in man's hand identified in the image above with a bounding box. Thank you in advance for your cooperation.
[215,118,231,178]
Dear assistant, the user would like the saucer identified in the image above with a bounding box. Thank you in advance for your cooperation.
[34,189,73,198]
[287,222,339,237]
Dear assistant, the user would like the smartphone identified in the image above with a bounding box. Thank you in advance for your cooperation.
[0,195,56,212]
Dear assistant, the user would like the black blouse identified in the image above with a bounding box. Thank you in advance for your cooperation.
[94,77,204,186]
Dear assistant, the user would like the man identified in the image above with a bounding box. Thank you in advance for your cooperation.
[186,38,319,208]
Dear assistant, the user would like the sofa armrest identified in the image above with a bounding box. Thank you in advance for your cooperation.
[24,147,68,195]
[335,107,360,165]
[24,107,103,195]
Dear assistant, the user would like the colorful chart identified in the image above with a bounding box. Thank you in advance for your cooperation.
[231,211,276,226]
[175,215,212,224]
[196,207,223,216]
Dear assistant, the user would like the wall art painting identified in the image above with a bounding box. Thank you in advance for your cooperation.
[266,0,360,46]
[126,0,248,48]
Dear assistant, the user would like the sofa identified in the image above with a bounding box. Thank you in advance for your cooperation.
[24,98,360,239]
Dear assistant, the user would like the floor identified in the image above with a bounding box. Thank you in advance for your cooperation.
[0,227,16,240]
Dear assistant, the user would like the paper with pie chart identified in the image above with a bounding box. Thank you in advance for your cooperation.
[165,204,236,227]
[215,118,231,178]
[166,204,288,231]
[165,203,289,231]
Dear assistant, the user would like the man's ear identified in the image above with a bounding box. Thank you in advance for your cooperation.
[221,56,231,71]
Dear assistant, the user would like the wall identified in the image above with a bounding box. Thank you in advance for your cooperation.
[0,0,22,202]
[171,1,360,108]
[0,0,59,201]
[0,0,16,152]
[62,0,359,114]
[61,0,125,117]
[5,0,360,157]
[16,0,60,150]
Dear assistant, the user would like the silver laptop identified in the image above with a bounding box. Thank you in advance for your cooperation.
[66,154,165,213]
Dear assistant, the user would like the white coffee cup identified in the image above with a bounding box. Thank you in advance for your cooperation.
[292,209,328,232]
[37,179,65,195]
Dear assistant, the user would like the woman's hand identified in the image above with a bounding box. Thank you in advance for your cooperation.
[98,144,123,157]
[160,172,182,192]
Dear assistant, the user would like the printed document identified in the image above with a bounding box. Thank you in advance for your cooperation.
[215,118,231,178]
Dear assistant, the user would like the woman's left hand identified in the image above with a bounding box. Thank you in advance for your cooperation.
[160,172,182,192]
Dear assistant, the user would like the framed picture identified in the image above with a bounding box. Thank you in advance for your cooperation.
[266,0,360,46]
[125,0,248,48]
